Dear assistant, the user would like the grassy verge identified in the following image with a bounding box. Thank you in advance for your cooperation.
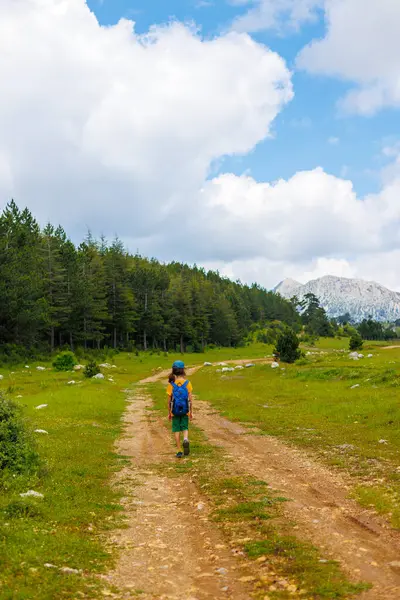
[190,343,400,528]
[147,382,368,599]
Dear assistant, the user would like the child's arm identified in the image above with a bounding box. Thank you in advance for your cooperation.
[189,392,193,419]
[168,394,172,420]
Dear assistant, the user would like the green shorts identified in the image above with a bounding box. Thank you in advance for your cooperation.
[172,415,189,433]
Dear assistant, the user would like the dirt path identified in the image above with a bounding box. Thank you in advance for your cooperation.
[382,345,400,350]
[194,400,400,599]
[105,386,253,599]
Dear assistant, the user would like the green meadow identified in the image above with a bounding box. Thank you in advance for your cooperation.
[1,339,399,598]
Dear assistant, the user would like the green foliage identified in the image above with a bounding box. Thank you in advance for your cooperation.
[274,327,301,363]
[300,293,334,338]
[0,201,300,353]
[84,360,100,379]
[357,318,398,341]
[349,333,364,351]
[0,394,39,484]
[52,350,77,372]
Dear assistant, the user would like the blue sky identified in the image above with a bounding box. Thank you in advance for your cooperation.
[2,0,400,290]
[87,0,399,197]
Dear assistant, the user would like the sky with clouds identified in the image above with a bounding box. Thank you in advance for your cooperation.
[1,0,400,290]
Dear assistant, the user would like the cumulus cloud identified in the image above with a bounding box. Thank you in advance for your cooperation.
[297,0,400,115]
[196,151,400,290]
[0,0,292,240]
[2,0,400,293]
[230,0,323,33]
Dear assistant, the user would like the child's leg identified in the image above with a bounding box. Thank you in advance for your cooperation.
[174,431,181,450]
[183,429,189,441]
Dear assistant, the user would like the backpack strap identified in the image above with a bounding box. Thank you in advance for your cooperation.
[182,380,189,389]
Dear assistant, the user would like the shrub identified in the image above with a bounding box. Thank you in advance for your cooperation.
[52,351,77,372]
[349,333,363,351]
[274,327,301,364]
[84,360,100,379]
[0,394,40,483]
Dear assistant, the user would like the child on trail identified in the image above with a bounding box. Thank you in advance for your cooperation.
[167,360,193,458]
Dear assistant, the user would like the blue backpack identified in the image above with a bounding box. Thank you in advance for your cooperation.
[171,381,189,416]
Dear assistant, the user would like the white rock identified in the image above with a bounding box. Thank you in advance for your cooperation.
[93,373,105,380]
[271,362,280,369]
[368,354,373,358]
[44,563,57,569]
[204,362,212,367]
[351,384,360,389]
[111,365,117,368]
[35,404,48,410]
[67,381,76,385]
[349,352,359,359]
[218,362,228,367]
[0,374,3,380]
[99,363,111,369]
[20,490,44,498]
[108,377,114,382]
[197,502,205,511]
[17,395,23,398]
[60,566,82,575]
[379,439,388,444]
[73,365,85,371]
[36,366,46,371]
[34,429,48,435]
[245,363,255,368]
[358,354,364,359]
[222,367,234,372]
[25,365,30,369]
[235,365,244,370]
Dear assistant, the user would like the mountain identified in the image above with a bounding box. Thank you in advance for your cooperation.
[274,275,400,323]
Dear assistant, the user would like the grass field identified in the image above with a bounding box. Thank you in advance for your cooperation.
[1,339,399,598]
[191,341,400,527]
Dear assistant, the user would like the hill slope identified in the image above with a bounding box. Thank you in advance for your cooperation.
[274,275,400,322]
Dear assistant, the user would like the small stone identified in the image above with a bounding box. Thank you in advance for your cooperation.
[239,576,256,583]
[20,490,44,498]
[93,373,105,380]
[36,366,46,371]
[256,556,267,563]
[197,503,205,511]
[216,567,228,575]
[35,404,48,410]
[34,429,48,435]
[351,384,360,389]
[378,439,388,444]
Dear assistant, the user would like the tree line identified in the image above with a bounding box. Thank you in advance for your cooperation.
[0,201,299,359]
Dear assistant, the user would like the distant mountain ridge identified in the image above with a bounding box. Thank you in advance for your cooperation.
[274,275,400,323]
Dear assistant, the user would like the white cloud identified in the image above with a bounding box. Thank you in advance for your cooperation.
[231,0,323,34]
[328,136,339,145]
[2,0,400,294]
[0,0,292,240]
[298,0,400,115]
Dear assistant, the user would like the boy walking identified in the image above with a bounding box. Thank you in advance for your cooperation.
[167,360,193,458]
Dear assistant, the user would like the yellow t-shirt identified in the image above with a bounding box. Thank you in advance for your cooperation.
[167,377,193,397]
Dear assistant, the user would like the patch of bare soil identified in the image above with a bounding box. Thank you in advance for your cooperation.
[194,400,400,600]
[104,388,252,599]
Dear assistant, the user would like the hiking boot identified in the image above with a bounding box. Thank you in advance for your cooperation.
[183,439,190,456]
[176,451,183,458]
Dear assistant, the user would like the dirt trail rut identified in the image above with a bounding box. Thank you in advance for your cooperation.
[194,400,400,599]
[106,387,252,599]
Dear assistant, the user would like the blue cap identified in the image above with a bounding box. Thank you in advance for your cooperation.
[173,360,185,369]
